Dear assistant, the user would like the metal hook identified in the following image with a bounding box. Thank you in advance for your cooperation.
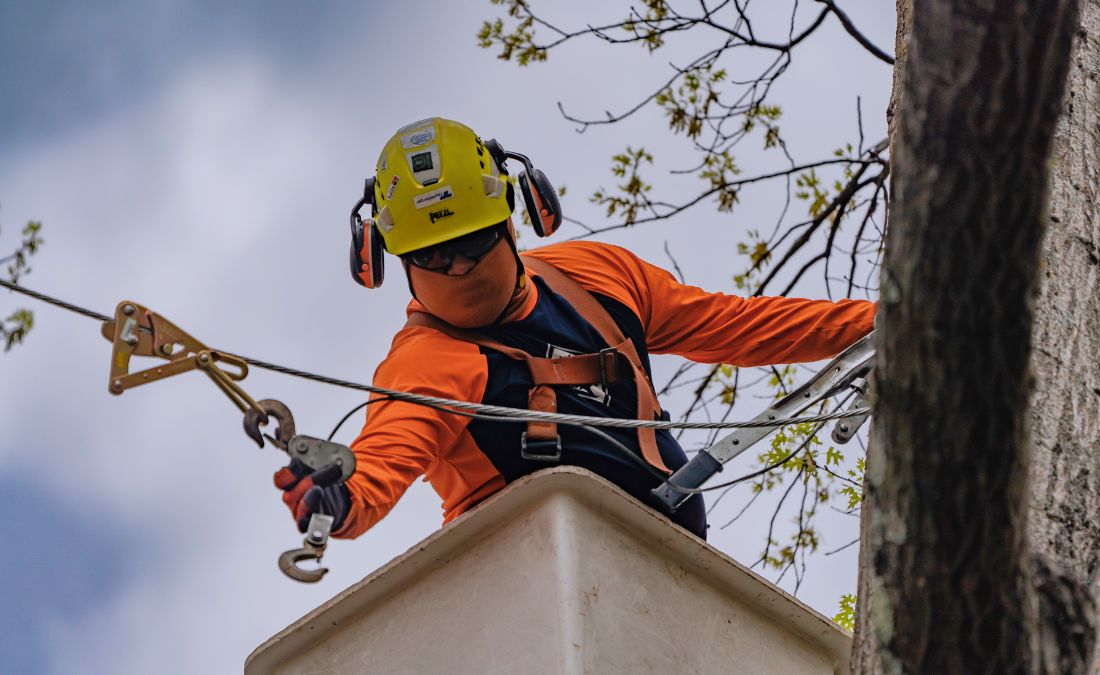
[278,544,329,583]
[243,399,296,449]
[278,513,334,583]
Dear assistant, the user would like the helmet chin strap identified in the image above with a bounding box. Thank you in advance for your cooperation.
[489,226,528,326]
[502,222,526,286]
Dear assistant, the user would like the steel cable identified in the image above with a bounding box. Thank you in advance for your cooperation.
[1,278,870,431]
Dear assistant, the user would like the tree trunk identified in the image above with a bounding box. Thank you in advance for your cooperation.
[1027,1,1100,670]
[857,1,1081,673]
[851,6,914,671]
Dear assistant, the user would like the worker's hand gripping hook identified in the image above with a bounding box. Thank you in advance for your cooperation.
[245,399,357,583]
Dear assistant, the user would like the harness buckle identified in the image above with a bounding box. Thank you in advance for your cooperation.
[520,431,562,462]
[598,347,620,390]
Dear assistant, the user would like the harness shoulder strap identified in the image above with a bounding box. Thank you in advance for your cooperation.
[519,255,627,347]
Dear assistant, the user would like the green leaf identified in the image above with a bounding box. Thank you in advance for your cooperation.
[2,307,34,351]
[833,593,856,631]
[839,485,861,510]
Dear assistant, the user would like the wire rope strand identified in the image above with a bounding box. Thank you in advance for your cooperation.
[0,278,872,432]
[0,278,112,322]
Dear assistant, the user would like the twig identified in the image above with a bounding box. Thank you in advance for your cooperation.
[663,241,687,283]
[824,537,860,556]
[813,0,895,64]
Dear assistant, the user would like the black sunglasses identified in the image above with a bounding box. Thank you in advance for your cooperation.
[403,226,504,271]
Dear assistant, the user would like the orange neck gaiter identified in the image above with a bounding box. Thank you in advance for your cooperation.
[407,238,533,328]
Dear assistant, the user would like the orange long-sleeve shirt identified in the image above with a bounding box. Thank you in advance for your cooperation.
[336,241,875,538]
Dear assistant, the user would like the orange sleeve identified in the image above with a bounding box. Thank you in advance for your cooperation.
[334,324,489,539]
[527,241,876,366]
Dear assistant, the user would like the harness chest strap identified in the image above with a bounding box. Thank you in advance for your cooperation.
[408,312,635,445]
[405,256,671,474]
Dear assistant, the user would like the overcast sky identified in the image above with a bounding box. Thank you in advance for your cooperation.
[0,2,894,672]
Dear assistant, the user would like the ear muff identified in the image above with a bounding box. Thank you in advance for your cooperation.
[518,169,562,238]
[352,220,385,289]
[349,177,385,288]
[484,138,562,238]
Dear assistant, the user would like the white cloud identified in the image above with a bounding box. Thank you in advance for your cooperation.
[1,48,445,673]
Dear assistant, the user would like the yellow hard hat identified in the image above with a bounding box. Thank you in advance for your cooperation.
[372,117,513,255]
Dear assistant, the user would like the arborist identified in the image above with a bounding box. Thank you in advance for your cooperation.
[274,117,876,541]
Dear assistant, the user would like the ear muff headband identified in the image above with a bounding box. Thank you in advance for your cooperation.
[349,177,385,288]
[484,139,509,175]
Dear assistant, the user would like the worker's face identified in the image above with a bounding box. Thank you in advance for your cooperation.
[405,226,519,328]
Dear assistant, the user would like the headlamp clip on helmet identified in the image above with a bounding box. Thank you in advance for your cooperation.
[349,137,561,289]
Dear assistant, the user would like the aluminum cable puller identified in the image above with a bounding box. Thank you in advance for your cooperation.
[652,331,875,512]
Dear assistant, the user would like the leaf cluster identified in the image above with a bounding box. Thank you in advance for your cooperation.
[477,0,547,65]
[591,147,653,223]
[1,219,45,351]
[833,593,856,631]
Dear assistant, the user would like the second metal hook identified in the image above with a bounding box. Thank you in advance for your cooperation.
[243,399,297,449]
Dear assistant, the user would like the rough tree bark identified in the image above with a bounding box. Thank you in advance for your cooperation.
[851,7,913,671]
[855,0,1084,673]
[1028,2,1100,670]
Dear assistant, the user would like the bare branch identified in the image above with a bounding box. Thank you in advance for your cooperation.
[568,156,880,241]
[663,241,687,283]
[752,162,872,295]
[825,537,860,556]
[846,168,888,296]
[813,0,895,64]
